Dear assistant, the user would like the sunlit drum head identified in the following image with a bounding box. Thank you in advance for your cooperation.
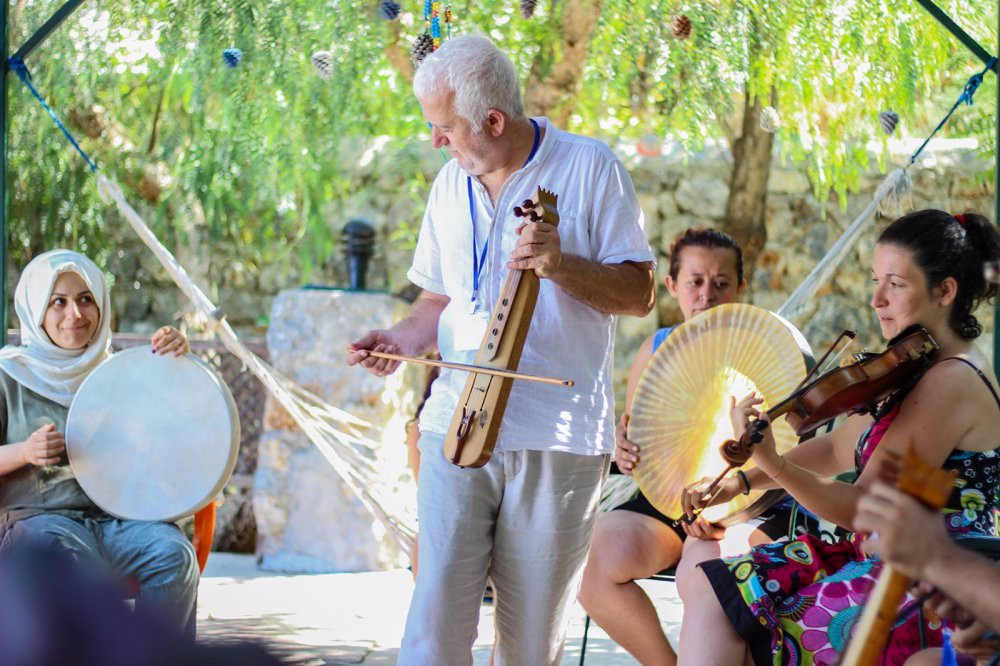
[630,303,811,525]
[66,346,239,522]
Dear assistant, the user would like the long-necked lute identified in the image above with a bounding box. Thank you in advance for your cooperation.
[839,445,956,666]
[443,187,560,468]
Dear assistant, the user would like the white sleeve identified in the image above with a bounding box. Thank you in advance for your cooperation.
[588,159,656,266]
[406,183,447,295]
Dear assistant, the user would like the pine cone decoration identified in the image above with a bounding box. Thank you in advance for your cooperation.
[520,0,538,18]
[879,110,900,135]
[412,32,435,67]
[379,0,401,20]
[759,106,781,133]
[670,15,692,40]
[311,50,334,80]
[222,48,243,68]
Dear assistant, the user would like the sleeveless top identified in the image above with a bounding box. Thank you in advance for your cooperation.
[855,356,1000,537]
[651,326,674,354]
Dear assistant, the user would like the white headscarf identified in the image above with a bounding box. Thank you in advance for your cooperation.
[0,249,112,406]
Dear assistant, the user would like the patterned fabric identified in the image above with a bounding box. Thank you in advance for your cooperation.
[702,394,1000,666]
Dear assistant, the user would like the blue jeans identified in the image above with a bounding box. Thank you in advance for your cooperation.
[4,513,199,638]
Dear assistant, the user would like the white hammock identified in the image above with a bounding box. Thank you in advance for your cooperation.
[95,174,418,554]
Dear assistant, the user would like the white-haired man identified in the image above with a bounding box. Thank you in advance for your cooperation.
[349,35,655,665]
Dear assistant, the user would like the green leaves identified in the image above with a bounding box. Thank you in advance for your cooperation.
[6,0,994,293]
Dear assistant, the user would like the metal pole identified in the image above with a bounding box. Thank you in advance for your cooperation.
[1,0,9,345]
[913,0,999,374]
[994,0,999,375]
[0,0,88,344]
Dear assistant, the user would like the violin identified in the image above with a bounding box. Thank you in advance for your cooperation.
[443,188,561,468]
[719,325,939,468]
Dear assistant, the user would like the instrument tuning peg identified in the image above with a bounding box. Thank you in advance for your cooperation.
[513,206,525,217]
[521,199,533,208]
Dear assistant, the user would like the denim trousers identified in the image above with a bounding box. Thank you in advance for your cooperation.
[4,512,199,638]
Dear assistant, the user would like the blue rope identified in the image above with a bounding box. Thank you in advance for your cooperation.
[908,57,998,167]
[7,56,99,172]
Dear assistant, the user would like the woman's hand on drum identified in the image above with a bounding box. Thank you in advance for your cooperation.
[681,475,740,520]
[615,412,640,474]
[151,326,190,357]
[21,423,65,467]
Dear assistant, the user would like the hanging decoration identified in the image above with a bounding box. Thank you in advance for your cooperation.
[670,15,692,40]
[379,0,402,20]
[412,0,452,67]
[222,48,243,68]
[520,0,538,19]
[312,50,334,79]
[411,33,435,67]
[759,106,781,133]
[879,110,900,135]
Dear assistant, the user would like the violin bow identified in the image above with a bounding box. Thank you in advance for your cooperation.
[357,349,575,387]
[794,329,857,390]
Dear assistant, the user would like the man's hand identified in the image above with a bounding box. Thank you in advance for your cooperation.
[507,220,562,278]
[855,482,951,579]
[347,330,413,377]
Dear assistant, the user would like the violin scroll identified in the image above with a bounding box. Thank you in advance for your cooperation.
[719,420,768,467]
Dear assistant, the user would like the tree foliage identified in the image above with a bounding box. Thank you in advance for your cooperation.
[5,0,995,292]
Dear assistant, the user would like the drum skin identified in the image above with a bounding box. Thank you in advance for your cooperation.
[66,346,240,522]
[629,303,812,526]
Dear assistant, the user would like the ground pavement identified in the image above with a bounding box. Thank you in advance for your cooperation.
[196,553,684,665]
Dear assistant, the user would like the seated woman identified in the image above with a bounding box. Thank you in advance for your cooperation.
[0,249,199,638]
[678,209,1000,666]
[579,228,810,665]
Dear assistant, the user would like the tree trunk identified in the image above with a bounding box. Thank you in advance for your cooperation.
[724,92,776,279]
[523,0,605,125]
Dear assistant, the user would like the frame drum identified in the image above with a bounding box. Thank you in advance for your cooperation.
[66,346,240,522]
[629,303,813,526]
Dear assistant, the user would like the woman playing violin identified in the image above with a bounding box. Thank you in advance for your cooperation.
[678,209,1000,666]
[579,228,823,666]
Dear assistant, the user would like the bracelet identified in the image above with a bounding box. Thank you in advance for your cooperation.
[769,457,788,481]
[736,470,751,495]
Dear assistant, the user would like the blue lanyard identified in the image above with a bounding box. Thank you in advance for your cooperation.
[467,119,541,311]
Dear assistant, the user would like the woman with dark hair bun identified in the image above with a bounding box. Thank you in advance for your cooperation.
[877,209,1000,341]
[677,210,1000,665]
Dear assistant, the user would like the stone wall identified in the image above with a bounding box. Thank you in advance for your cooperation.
[253,289,420,572]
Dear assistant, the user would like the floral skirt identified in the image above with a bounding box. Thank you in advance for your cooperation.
[700,534,943,666]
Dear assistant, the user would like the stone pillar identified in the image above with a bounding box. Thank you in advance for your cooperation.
[254,289,421,572]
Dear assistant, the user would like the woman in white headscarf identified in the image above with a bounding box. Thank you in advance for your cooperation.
[0,249,199,638]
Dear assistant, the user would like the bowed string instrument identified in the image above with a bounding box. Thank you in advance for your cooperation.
[691,325,940,511]
[363,187,570,468]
